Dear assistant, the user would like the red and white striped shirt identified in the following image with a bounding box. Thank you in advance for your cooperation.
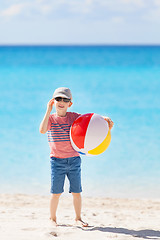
[47,112,80,158]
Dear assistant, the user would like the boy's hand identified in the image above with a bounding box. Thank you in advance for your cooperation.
[103,117,114,130]
[39,99,54,134]
[47,98,54,113]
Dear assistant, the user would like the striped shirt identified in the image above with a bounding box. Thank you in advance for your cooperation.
[47,112,80,158]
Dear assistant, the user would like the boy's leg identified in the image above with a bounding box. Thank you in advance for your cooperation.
[72,192,81,220]
[50,193,61,224]
[50,157,66,224]
[72,192,88,227]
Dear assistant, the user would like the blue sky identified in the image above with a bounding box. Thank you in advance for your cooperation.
[0,0,160,44]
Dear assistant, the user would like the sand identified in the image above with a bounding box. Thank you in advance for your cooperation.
[0,194,160,240]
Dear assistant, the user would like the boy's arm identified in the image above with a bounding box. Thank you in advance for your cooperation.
[103,116,114,130]
[39,99,54,134]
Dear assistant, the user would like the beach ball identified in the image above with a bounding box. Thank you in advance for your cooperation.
[70,113,111,156]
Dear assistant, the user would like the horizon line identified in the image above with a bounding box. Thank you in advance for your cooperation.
[0,43,160,47]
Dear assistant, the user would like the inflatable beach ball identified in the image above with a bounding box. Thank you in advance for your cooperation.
[70,113,111,156]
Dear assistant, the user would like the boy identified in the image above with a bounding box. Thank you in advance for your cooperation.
[39,87,113,227]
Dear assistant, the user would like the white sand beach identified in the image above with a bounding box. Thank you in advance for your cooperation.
[0,194,160,240]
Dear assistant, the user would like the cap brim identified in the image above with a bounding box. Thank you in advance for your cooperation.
[53,93,71,99]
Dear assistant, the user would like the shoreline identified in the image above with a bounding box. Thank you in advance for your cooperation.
[0,194,160,240]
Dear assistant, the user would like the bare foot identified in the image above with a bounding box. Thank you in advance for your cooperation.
[75,219,88,227]
[50,218,58,227]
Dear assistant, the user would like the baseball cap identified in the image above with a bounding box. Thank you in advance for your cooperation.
[53,87,72,100]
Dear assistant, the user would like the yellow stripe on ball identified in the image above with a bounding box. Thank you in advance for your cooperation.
[88,130,111,155]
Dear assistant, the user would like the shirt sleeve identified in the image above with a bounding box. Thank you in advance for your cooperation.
[47,115,52,131]
[70,112,81,125]
[74,112,81,119]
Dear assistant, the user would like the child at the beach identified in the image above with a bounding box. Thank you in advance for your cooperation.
[39,87,114,227]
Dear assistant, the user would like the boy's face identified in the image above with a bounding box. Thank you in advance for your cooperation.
[54,97,72,116]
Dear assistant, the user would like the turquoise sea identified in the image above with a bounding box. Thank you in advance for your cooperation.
[0,45,160,198]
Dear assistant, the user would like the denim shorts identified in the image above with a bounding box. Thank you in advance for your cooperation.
[50,156,82,194]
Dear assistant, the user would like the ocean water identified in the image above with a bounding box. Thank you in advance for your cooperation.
[0,45,160,198]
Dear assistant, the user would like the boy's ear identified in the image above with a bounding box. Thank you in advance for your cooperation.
[69,102,73,107]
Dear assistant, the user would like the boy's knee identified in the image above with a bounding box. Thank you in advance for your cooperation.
[51,193,61,199]
[72,192,81,198]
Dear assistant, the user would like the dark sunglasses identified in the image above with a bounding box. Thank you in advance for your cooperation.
[55,97,71,103]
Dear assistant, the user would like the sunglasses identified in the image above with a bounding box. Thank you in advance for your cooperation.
[55,97,71,103]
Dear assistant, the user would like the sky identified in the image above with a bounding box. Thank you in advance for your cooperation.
[0,0,160,45]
